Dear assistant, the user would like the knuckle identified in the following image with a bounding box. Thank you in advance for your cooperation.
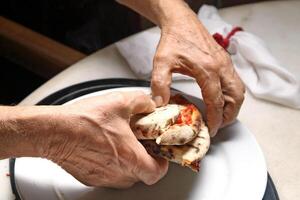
[154,53,169,65]
[235,92,245,105]
[232,83,245,106]
[234,71,246,92]
[200,56,216,69]
[204,51,231,70]
[206,93,224,109]
[223,114,235,125]
[152,75,170,88]
[213,97,225,109]
[110,92,127,107]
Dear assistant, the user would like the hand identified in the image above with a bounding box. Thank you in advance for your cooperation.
[151,9,245,137]
[41,91,168,188]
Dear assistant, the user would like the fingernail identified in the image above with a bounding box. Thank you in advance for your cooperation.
[210,129,218,137]
[150,99,157,108]
[211,129,218,137]
[153,96,163,107]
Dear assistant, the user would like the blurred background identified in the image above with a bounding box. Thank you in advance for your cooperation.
[0,0,268,105]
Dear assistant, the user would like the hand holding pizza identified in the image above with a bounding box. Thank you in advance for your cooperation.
[117,0,245,138]
[42,91,168,188]
[150,5,245,137]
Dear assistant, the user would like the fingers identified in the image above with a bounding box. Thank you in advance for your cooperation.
[197,74,224,137]
[134,142,169,185]
[122,91,156,115]
[151,56,173,106]
[220,68,245,127]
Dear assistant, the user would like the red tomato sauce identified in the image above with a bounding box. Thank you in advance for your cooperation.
[175,104,195,125]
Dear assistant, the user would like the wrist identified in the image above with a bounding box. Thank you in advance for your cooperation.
[156,0,196,27]
[117,0,195,27]
[0,106,60,159]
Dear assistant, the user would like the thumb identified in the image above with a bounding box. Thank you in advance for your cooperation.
[134,141,169,185]
[151,58,172,106]
[124,91,156,115]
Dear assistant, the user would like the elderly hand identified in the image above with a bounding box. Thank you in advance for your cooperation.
[151,8,245,137]
[117,0,245,137]
[40,91,168,188]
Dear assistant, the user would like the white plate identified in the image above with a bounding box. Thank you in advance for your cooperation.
[15,87,267,200]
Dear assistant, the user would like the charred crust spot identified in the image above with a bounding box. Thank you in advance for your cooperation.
[141,141,161,156]
[142,131,147,137]
[191,160,201,172]
[179,138,186,144]
[153,148,160,155]
[161,150,174,159]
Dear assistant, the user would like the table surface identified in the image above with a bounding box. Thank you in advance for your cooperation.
[1,1,300,200]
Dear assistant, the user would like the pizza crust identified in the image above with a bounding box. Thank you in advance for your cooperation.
[141,124,210,172]
[131,94,210,172]
[132,104,202,145]
[155,124,195,145]
[131,104,180,140]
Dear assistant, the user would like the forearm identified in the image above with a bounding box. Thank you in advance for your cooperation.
[0,106,58,159]
[116,0,195,27]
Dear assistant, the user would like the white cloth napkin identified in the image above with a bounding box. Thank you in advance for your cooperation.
[116,5,300,109]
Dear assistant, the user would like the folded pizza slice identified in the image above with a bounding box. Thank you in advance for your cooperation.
[131,94,210,171]
[141,123,209,172]
[132,97,202,145]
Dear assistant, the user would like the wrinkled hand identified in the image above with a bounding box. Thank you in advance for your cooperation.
[151,11,245,137]
[42,91,168,188]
